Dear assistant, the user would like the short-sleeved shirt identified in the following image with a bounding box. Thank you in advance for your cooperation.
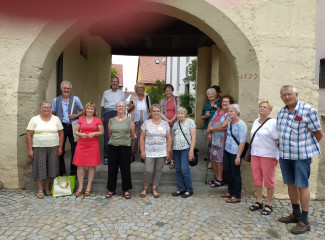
[201,100,222,130]
[251,118,278,158]
[52,96,83,123]
[101,89,125,109]
[108,117,132,146]
[141,120,170,158]
[27,115,63,147]
[225,120,247,155]
[277,100,321,160]
[173,118,196,150]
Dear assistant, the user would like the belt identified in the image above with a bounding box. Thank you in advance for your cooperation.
[62,122,71,126]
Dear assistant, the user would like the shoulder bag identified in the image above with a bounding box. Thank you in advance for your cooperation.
[243,118,271,162]
[178,121,199,166]
[229,122,249,161]
[70,96,79,142]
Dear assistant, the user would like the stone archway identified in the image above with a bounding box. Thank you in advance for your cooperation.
[17,0,259,188]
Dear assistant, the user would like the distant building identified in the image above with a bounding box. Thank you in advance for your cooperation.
[112,64,124,88]
[166,56,196,96]
[136,56,166,91]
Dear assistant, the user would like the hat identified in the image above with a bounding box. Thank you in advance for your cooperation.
[211,85,222,93]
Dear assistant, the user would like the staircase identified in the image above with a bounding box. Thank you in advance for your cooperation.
[25,130,226,194]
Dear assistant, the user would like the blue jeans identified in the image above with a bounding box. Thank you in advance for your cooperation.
[173,148,193,192]
[223,150,242,199]
[279,158,311,188]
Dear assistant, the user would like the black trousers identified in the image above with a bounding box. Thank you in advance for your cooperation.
[59,123,77,175]
[223,150,242,199]
[107,145,132,192]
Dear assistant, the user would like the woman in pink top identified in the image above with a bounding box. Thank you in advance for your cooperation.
[160,84,180,168]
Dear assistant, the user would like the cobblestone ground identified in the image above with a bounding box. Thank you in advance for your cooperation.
[0,189,324,240]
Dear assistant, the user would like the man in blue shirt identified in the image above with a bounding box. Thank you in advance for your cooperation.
[52,81,83,176]
[277,85,323,234]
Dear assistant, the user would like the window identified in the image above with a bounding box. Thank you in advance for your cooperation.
[320,59,325,88]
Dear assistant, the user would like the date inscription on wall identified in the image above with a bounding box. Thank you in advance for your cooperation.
[240,73,258,80]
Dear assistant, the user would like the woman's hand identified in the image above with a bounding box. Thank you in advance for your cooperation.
[58,147,63,156]
[141,151,146,160]
[206,132,211,142]
[87,132,96,138]
[166,152,170,161]
[205,111,210,119]
[28,150,34,159]
[188,149,194,161]
[80,133,87,139]
[235,156,241,165]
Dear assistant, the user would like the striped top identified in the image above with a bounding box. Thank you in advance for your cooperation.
[277,100,321,160]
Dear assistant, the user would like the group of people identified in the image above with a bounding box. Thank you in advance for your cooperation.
[26,79,322,234]
[203,84,323,234]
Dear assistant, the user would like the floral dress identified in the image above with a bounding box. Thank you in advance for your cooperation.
[210,109,228,163]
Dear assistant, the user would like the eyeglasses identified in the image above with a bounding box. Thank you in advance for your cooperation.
[281,93,294,98]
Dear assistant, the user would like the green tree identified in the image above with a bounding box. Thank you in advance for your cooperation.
[146,80,166,104]
[183,59,197,89]
[111,66,118,79]
[179,92,195,114]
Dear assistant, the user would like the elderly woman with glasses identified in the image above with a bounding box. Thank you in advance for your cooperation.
[105,101,135,200]
[221,104,247,203]
[128,82,151,162]
[171,107,196,198]
[26,101,64,199]
[139,104,171,198]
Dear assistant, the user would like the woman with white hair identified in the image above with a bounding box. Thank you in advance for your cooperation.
[201,87,221,131]
[129,82,151,162]
[221,104,247,203]
[171,107,196,198]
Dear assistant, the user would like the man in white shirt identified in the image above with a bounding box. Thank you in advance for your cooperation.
[101,77,125,164]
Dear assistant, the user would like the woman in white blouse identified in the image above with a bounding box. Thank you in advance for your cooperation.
[139,104,171,198]
[249,100,278,215]
[129,83,151,162]
[26,101,64,199]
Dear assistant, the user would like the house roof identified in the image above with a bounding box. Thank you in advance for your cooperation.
[112,64,123,87]
[139,56,166,84]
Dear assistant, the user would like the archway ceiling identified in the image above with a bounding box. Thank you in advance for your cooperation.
[89,12,215,56]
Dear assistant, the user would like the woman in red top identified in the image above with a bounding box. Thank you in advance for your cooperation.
[160,84,180,168]
[73,102,104,197]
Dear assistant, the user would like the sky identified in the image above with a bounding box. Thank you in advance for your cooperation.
[112,55,139,93]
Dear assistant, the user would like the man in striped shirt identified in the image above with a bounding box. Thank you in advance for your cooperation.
[277,85,323,234]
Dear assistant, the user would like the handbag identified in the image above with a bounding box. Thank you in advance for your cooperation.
[70,96,79,142]
[229,123,249,160]
[178,121,199,167]
[51,175,76,197]
[243,118,271,162]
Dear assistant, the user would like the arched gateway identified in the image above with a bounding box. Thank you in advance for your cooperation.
[4,0,321,199]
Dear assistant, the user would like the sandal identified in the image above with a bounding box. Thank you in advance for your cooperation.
[226,197,241,203]
[85,190,92,197]
[261,205,273,215]
[152,191,160,198]
[169,161,174,169]
[44,188,51,196]
[37,190,44,199]
[75,190,83,197]
[124,191,131,200]
[165,160,171,165]
[139,189,147,198]
[210,179,224,188]
[249,202,264,211]
[105,191,116,199]
[208,178,217,185]
[221,193,232,198]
